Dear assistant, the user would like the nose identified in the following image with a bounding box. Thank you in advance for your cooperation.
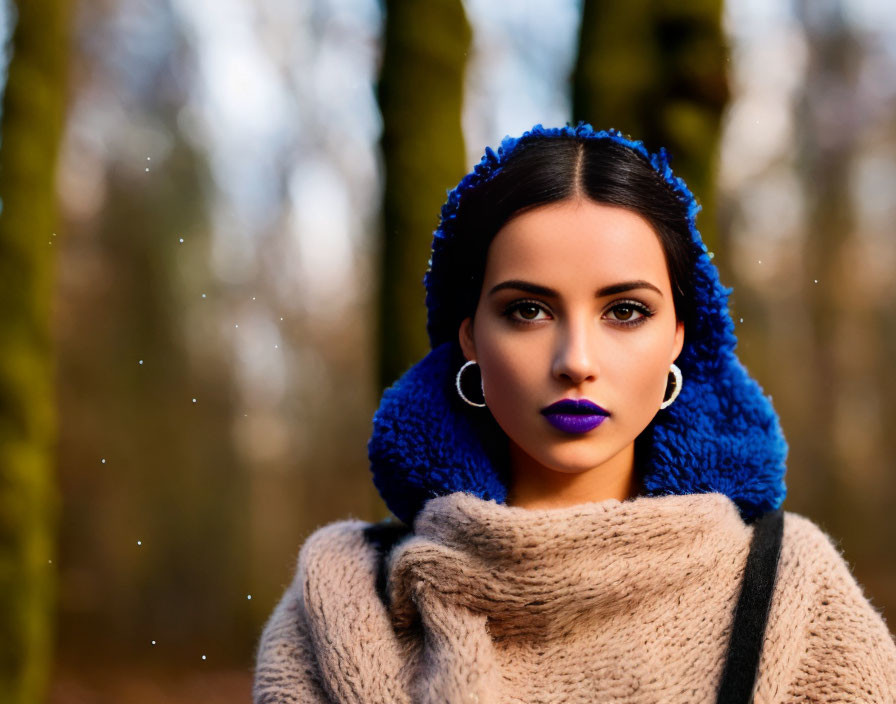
[551,313,599,385]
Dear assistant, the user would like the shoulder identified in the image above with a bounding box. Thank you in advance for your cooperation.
[296,518,375,572]
[261,518,376,621]
[778,510,884,603]
[776,510,888,618]
[762,510,896,700]
[253,518,405,703]
[778,510,846,574]
[253,520,368,703]
[293,517,414,616]
[294,517,411,582]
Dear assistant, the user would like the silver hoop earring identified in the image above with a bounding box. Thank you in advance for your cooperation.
[660,363,683,409]
[456,360,486,408]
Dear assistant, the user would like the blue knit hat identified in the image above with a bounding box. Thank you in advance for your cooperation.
[368,123,788,525]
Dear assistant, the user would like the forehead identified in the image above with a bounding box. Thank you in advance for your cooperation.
[483,199,670,292]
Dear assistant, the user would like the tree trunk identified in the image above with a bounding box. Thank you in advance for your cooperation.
[572,0,728,251]
[0,1,68,701]
[376,0,471,390]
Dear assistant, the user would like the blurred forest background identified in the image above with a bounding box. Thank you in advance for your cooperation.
[1,0,895,702]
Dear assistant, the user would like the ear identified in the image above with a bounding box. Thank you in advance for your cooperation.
[458,317,477,361]
[671,320,685,363]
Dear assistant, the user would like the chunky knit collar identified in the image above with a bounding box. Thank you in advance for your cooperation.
[388,490,751,640]
[316,490,756,702]
[368,123,789,526]
[257,487,896,703]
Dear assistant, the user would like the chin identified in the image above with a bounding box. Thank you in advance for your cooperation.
[529,447,620,475]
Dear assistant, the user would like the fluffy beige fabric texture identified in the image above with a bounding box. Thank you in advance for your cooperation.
[253,492,896,703]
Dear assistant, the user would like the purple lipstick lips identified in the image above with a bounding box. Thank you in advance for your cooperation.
[540,398,610,434]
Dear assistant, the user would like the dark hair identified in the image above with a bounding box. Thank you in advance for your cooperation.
[436,137,698,348]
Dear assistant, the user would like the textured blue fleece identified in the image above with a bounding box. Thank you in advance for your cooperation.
[368,123,788,525]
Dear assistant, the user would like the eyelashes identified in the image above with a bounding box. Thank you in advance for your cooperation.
[500,298,656,328]
[501,300,552,324]
[605,299,656,325]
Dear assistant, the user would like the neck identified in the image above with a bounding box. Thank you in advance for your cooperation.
[505,441,642,509]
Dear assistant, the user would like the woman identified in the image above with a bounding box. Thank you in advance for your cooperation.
[253,124,896,703]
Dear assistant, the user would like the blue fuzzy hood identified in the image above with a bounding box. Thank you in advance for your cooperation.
[368,123,787,526]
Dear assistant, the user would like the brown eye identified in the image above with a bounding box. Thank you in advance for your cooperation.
[518,304,540,320]
[605,300,653,326]
[613,305,634,321]
[502,300,550,325]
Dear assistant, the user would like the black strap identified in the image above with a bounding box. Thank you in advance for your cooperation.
[715,507,785,704]
[363,519,413,609]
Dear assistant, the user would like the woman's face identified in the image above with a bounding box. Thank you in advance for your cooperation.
[458,197,684,487]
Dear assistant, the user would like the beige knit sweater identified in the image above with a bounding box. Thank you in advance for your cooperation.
[253,491,896,703]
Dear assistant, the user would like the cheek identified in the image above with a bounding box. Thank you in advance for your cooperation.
[473,331,548,428]
[478,340,535,403]
[605,331,673,407]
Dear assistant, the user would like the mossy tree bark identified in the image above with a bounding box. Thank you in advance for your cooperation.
[376,0,471,391]
[572,0,729,251]
[0,1,68,702]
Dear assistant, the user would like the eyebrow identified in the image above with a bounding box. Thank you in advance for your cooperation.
[488,279,663,299]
